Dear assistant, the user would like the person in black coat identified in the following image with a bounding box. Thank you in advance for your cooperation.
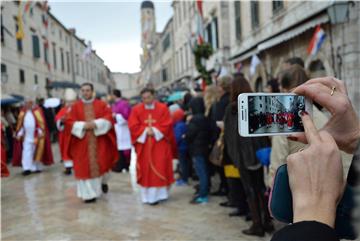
[224,74,273,237]
[185,97,212,204]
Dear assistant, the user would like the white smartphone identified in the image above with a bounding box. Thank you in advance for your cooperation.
[238,93,313,137]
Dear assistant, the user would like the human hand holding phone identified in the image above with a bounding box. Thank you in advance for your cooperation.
[291,77,360,154]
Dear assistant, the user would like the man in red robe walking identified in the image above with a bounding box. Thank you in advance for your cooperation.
[128,88,174,205]
[65,83,118,203]
[55,88,77,175]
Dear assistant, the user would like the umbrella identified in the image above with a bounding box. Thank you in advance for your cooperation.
[48,81,80,89]
[44,98,61,108]
[166,91,186,102]
[1,94,22,106]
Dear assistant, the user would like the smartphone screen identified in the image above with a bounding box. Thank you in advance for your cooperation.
[248,95,305,134]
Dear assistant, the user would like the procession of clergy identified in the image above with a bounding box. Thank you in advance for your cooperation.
[2,83,175,204]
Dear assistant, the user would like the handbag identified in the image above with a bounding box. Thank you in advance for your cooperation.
[209,131,224,167]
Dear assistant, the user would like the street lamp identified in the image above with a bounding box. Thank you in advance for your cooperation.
[327,1,351,24]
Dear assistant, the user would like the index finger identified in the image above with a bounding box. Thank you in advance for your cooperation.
[300,111,321,144]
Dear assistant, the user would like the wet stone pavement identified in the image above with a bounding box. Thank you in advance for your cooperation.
[2,145,275,240]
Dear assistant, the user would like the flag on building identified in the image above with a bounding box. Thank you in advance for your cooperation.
[82,41,92,60]
[250,54,261,76]
[15,4,24,40]
[195,0,204,45]
[307,25,326,56]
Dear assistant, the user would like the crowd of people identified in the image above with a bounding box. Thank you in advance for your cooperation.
[1,56,359,240]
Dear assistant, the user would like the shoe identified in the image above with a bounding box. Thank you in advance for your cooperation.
[149,201,159,206]
[242,224,265,237]
[84,198,97,203]
[219,201,237,208]
[32,170,42,174]
[63,167,72,175]
[263,221,275,233]
[22,170,31,176]
[102,184,109,193]
[210,190,227,196]
[190,196,208,204]
[176,179,187,186]
[228,209,247,217]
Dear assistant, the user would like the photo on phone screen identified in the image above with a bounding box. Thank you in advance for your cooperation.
[248,95,305,134]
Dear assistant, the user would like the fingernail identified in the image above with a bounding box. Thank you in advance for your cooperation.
[287,136,298,141]
[300,110,308,116]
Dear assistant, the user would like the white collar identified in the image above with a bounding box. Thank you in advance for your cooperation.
[81,97,95,104]
[144,102,155,110]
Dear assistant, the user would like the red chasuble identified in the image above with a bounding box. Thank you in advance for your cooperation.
[128,101,175,187]
[12,106,54,166]
[1,124,9,177]
[65,99,118,180]
[55,106,72,161]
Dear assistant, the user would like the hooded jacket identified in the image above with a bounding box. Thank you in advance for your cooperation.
[185,97,212,156]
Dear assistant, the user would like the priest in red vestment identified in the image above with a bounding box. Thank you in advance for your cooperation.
[128,88,175,205]
[12,98,54,175]
[65,83,118,203]
[55,88,77,175]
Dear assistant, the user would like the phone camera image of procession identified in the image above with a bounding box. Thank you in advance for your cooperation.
[248,95,305,134]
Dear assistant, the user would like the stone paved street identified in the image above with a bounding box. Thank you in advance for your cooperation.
[1,145,277,240]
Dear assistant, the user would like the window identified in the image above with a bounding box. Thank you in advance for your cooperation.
[44,42,49,64]
[205,18,219,50]
[15,23,23,52]
[59,29,62,40]
[60,48,64,72]
[1,64,6,74]
[162,68,167,82]
[32,35,40,58]
[66,51,70,73]
[251,1,260,29]
[52,43,57,69]
[211,17,219,50]
[162,34,170,52]
[272,1,284,14]
[234,1,242,40]
[19,69,25,84]
[75,54,79,75]
[34,74,38,85]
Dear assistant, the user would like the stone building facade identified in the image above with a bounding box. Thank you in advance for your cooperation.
[113,72,141,98]
[228,1,360,114]
[140,1,359,114]
[1,2,115,99]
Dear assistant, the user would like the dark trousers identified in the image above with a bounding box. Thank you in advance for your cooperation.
[178,151,189,182]
[192,155,209,198]
[112,150,130,172]
[227,177,248,211]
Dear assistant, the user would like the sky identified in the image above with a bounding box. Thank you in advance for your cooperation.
[49,0,173,73]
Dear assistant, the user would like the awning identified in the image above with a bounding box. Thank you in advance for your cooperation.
[257,14,329,52]
[48,81,80,89]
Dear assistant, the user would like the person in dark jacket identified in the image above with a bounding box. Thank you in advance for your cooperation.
[185,97,212,204]
[224,74,273,237]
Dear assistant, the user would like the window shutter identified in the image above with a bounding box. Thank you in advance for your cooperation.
[32,35,40,58]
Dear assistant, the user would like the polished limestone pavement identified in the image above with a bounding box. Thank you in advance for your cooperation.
[1,145,273,240]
